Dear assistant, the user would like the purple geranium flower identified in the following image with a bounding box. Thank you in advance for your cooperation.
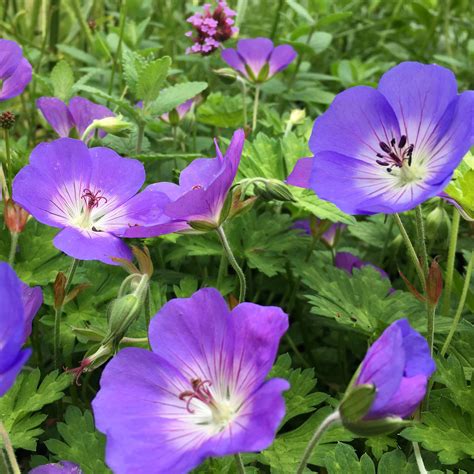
[12,138,165,264]
[288,62,473,214]
[356,319,435,419]
[0,262,42,396]
[125,129,245,238]
[29,461,83,474]
[92,288,289,473]
[0,39,32,101]
[221,38,297,83]
[161,98,195,124]
[37,96,114,143]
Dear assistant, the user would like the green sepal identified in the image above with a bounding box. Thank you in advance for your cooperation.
[343,416,411,437]
[339,384,376,423]
[257,62,270,82]
[218,192,233,225]
[244,64,258,83]
[188,220,218,232]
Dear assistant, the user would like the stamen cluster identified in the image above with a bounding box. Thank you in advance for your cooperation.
[185,1,238,55]
[375,135,414,173]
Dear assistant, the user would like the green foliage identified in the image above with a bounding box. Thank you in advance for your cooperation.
[45,407,110,474]
[136,56,172,104]
[197,92,244,128]
[50,60,75,102]
[259,407,356,473]
[270,354,329,424]
[377,449,418,473]
[401,398,474,465]
[0,369,71,451]
[149,82,208,116]
[322,442,375,473]
[301,259,425,336]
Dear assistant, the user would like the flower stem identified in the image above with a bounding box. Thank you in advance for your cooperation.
[414,206,429,276]
[4,128,12,193]
[393,213,426,290]
[412,442,428,474]
[136,121,145,154]
[234,454,245,474]
[54,258,79,369]
[441,252,474,357]
[238,78,248,128]
[216,226,246,303]
[108,0,127,97]
[0,421,20,474]
[8,232,19,267]
[442,208,460,315]
[252,85,260,132]
[296,411,340,474]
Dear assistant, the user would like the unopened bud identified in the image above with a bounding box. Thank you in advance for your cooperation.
[87,18,97,31]
[167,109,180,126]
[426,258,443,306]
[4,199,29,233]
[255,179,296,202]
[288,108,306,126]
[0,111,15,129]
[91,115,131,135]
[214,68,238,83]
[228,188,257,219]
[426,205,450,241]
[53,272,67,310]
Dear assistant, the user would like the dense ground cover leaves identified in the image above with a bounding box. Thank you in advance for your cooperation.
[0,0,473,473]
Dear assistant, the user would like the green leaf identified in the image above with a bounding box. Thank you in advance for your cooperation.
[269,354,329,424]
[149,82,208,116]
[401,398,474,465]
[258,407,356,473]
[444,151,474,220]
[364,435,397,459]
[136,56,171,104]
[238,132,355,224]
[435,354,474,415]
[377,449,418,473]
[197,92,244,128]
[45,406,110,474]
[322,442,375,473]
[121,50,148,96]
[301,258,426,336]
[0,369,71,451]
[50,60,75,102]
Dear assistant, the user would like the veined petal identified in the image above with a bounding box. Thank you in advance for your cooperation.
[13,138,92,227]
[53,227,132,264]
[69,97,114,141]
[37,97,75,137]
[357,322,405,416]
[0,39,22,78]
[378,62,458,154]
[286,157,313,188]
[0,263,26,374]
[87,147,145,218]
[0,58,32,101]
[221,48,248,79]
[236,38,273,78]
[309,86,400,164]
[20,283,43,342]
[267,44,297,77]
[367,374,427,419]
[0,349,31,397]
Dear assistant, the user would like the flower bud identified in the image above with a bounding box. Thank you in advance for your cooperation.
[254,179,296,202]
[426,258,443,306]
[4,199,29,233]
[288,108,306,126]
[91,115,131,135]
[426,205,450,241]
[213,68,238,84]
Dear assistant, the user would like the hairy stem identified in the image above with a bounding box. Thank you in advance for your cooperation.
[216,226,246,303]
[441,253,474,356]
[252,85,260,132]
[234,453,245,474]
[415,206,429,276]
[442,208,460,315]
[296,411,341,474]
[54,259,79,369]
[0,421,20,474]
[8,232,19,267]
[412,442,428,474]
